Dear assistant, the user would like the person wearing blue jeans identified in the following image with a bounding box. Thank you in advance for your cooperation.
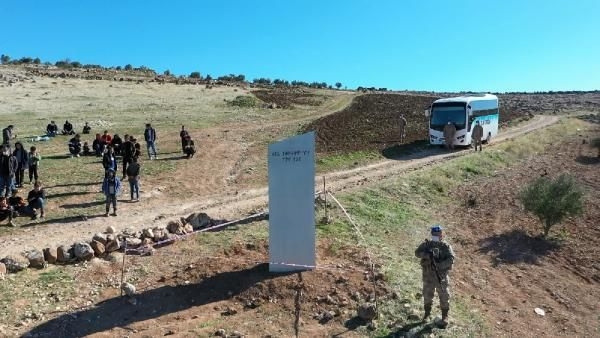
[26,181,46,219]
[102,169,121,216]
[144,123,157,160]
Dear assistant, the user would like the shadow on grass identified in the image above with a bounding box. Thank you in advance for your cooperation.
[576,113,600,124]
[46,191,94,199]
[47,182,101,189]
[155,154,188,161]
[575,155,599,165]
[59,200,105,210]
[385,321,437,337]
[381,140,446,161]
[43,154,72,160]
[478,229,561,266]
[26,264,293,338]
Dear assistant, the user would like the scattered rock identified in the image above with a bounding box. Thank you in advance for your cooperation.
[43,247,58,264]
[57,245,72,263]
[105,226,116,234]
[92,233,108,245]
[1,255,29,273]
[90,240,106,256]
[164,329,175,336]
[0,262,7,276]
[121,283,136,297]
[167,220,185,235]
[125,237,142,248]
[105,238,121,253]
[142,228,154,239]
[215,329,226,337]
[153,227,169,242]
[314,310,335,324]
[534,307,545,316]
[186,212,212,229]
[358,303,377,321]
[230,331,243,338]
[74,242,95,261]
[27,250,47,269]
[183,223,194,234]
[221,306,238,316]
[141,238,153,246]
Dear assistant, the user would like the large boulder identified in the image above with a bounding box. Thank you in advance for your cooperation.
[74,242,94,261]
[1,255,29,273]
[121,282,136,297]
[57,245,72,263]
[27,250,47,269]
[153,227,169,242]
[92,233,108,245]
[167,220,185,235]
[358,303,377,321]
[43,247,58,264]
[142,228,154,239]
[90,240,106,256]
[186,212,212,229]
[105,235,121,253]
[125,237,142,248]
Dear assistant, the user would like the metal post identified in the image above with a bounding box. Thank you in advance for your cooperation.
[120,241,127,297]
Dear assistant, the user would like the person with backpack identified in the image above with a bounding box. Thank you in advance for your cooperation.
[102,169,121,216]
[28,146,41,184]
[126,157,141,201]
[12,142,29,188]
[144,123,157,160]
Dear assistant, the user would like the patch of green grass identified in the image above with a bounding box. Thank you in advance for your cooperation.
[228,95,263,108]
[317,150,381,173]
[37,269,74,288]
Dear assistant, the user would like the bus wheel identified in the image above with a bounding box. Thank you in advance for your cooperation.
[486,133,492,144]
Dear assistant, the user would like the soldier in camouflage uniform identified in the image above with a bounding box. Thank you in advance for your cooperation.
[472,120,484,152]
[415,225,455,327]
[443,122,456,150]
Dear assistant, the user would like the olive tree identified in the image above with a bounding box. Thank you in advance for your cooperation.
[519,174,584,237]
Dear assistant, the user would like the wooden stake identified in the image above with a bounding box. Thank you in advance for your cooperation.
[120,241,127,297]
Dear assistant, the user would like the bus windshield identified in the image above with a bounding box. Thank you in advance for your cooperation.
[430,104,466,128]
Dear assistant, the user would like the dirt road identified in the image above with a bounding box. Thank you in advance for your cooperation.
[0,115,559,257]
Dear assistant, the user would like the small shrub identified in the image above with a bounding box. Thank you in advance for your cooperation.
[519,174,584,237]
[0,54,10,64]
[190,71,201,79]
[163,69,171,76]
[229,95,261,108]
[591,138,600,157]
[124,64,133,71]
[335,82,342,89]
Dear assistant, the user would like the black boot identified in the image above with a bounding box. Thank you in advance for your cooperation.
[422,304,431,321]
[440,308,449,328]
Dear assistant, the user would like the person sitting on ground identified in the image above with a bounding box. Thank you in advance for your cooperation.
[112,134,123,156]
[82,122,91,134]
[126,157,141,201]
[46,121,58,137]
[0,197,16,227]
[92,133,105,157]
[26,181,45,220]
[102,145,118,174]
[102,169,121,216]
[82,142,92,156]
[62,120,75,135]
[12,142,28,188]
[68,134,82,157]
[8,189,28,215]
[183,135,196,158]
[100,130,112,145]
[28,146,40,184]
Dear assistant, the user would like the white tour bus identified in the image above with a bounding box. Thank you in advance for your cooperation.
[428,94,499,146]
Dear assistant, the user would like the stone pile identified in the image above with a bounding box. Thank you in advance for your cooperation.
[1,212,226,274]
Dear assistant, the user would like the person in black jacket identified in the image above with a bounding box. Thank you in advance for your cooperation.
[26,181,46,219]
[126,157,141,201]
[121,135,135,179]
[68,134,82,157]
[112,134,123,156]
[179,125,189,154]
[12,142,28,188]
[46,121,58,137]
[183,135,196,158]
[92,133,105,157]
[82,122,91,134]
[2,125,15,146]
[0,145,17,197]
[144,123,157,160]
[62,120,75,135]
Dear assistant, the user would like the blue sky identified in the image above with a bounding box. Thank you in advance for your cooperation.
[1,0,599,92]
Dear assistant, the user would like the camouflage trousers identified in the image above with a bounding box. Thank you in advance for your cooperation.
[422,271,450,310]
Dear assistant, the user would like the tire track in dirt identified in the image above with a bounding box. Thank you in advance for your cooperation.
[0,115,559,257]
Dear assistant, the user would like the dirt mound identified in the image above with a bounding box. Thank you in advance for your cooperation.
[303,93,439,153]
[253,88,326,109]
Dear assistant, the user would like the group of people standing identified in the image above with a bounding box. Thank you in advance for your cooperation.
[0,125,45,225]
